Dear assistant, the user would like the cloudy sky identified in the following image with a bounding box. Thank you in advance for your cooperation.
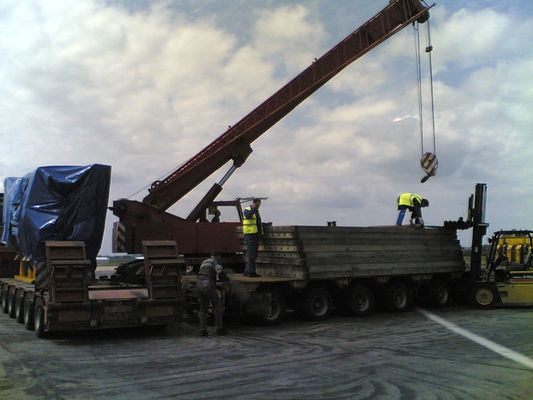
[1,0,532,254]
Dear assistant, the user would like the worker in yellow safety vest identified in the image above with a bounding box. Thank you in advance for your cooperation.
[242,198,262,277]
[396,193,429,227]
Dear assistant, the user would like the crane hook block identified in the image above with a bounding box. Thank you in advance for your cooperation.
[420,152,438,183]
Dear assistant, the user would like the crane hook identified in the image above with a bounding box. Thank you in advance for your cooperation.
[420,152,438,183]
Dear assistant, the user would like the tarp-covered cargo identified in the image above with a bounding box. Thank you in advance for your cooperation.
[1,177,23,245]
[0,192,18,277]
[1,165,111,271]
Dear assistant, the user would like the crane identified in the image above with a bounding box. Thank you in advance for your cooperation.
[111,0,432,265]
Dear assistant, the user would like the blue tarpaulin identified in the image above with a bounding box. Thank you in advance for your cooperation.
[1,177,23,245]
[1,164,111,264]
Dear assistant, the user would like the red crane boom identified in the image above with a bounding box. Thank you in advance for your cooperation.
[112,0,431,259]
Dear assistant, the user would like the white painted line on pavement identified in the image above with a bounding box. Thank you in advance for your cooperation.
[418,308,533,371]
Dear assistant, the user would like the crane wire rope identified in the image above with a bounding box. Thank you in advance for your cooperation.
[414,18,438,183]
[414,22,425,156]
[426,19,437,156]
[127,162,186,199]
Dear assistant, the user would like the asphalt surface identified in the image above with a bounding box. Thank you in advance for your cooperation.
[1,306,532,400]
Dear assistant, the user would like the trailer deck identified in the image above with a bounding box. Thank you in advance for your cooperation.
[0,241,184,337]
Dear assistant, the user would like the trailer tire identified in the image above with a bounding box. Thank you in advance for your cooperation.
[24,295,35,330]
[0,284,9,314]
[347,284,375,316]
[428,280,451,308]
[299,287,333,321]
[34,261,49,290]
[34,298,47,338]
[7,287,17,318]
[257,290,286,325]
[383,281,411,312]
[15,290,25,323]
[470,283,496,309]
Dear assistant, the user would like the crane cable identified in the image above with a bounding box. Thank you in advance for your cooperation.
[414,19,438,183]
[414,22,425,155]
[426,19,437,157]
[127,161,187,199]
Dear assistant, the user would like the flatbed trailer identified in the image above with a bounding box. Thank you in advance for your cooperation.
[0,240,183,337]
[184,225,468,325]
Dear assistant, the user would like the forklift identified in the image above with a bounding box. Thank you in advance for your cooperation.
[473,230,533,307]
[465,184,533,307]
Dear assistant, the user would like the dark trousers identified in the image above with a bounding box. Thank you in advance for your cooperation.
[244,234,259,274]
[397,205,423,226]
[195,285,224,331]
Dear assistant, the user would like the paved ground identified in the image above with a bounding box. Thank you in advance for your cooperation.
[1,306,532,399]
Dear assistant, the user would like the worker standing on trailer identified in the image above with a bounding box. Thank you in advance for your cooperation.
[396,193,429,227]
[194,255,228,336]
[242,198,262,277]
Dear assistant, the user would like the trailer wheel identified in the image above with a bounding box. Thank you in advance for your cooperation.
[383,281,411,312]
[0,284,9,314]
[471,283,496,309]
[257,290,286,325]
[428,280,451,308]
[15,290,25,323]
[7,287,17,318]
[346,284,375,316]
[299,287,333,321]
[34,298,47,338]
[24,295,35,330]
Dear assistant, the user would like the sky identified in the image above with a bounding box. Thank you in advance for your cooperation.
[1,0,532,254]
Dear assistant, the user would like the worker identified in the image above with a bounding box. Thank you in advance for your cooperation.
[210,207,221,223]
[396,193,429,227]
[242,198,262,277]
[194,255,228,336]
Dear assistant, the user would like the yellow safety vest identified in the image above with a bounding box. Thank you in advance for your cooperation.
[242,206,258,234]
[398,193,423,207]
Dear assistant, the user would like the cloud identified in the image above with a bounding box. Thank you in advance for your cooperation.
[253,5,324,72]
[1,1,532,254]
[393,115,418,123]
[433,7,512,69]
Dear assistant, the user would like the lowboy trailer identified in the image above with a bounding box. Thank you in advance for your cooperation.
[0,240,183,337]
[183,224,468,325]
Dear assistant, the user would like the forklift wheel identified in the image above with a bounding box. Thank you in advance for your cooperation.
[471,284,496,309]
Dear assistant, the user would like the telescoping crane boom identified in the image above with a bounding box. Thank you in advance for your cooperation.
[112,0,432,263]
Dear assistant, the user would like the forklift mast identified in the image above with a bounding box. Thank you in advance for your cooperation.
[469,183,489,281]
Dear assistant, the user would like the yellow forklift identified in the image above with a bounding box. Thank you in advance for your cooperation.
[471,229,533,307]
[451,184,533,307]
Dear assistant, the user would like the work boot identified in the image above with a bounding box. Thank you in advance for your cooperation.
[248,273,261,278]
[242,272,249,277]
[215,327,228,336]
[199,329,208,337]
